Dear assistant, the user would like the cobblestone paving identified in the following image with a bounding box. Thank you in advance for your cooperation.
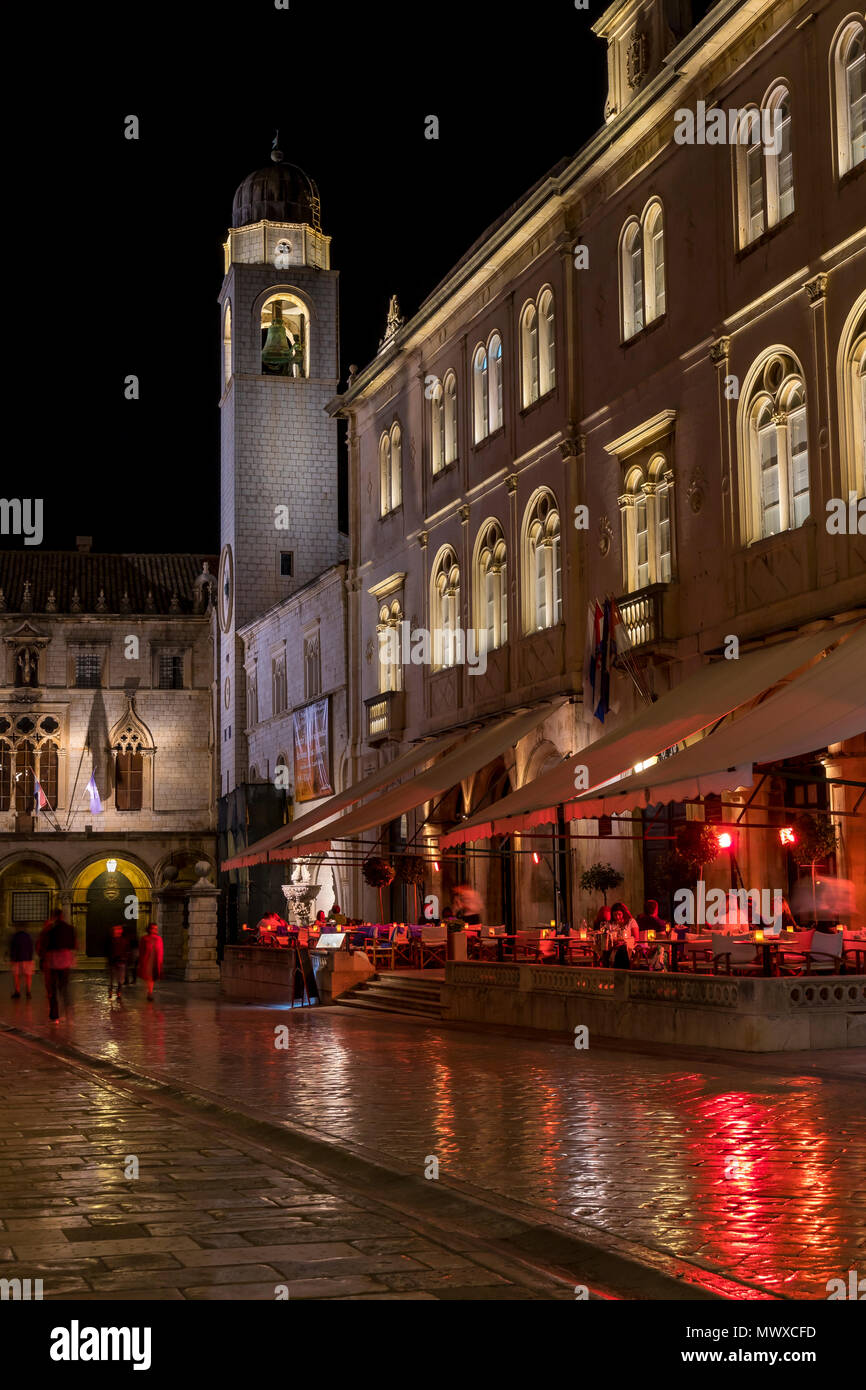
[0,1032,574,1300]
[1,974,864,1299]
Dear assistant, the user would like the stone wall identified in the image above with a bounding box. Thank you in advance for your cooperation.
[442,961,866,1052]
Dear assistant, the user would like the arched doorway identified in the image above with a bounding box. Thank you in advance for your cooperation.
[0,857,61,957]
[71,858,153,963]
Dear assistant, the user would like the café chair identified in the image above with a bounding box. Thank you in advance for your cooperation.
[514,929,543,962]
[416,924,447,968]
[782,930,844,976]
[711,933,762,975]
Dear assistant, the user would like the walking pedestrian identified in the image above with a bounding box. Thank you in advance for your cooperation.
[122,918,139,985]
[9,927,35,999]
[452,882,485,926]
[107,925,128,1000]
[138,923,164,1002]
[43,909,76,1023]
[35,918,53,1005]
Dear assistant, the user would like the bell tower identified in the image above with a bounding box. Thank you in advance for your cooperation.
[217,140,340,794]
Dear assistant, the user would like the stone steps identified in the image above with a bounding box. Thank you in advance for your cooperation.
[338,973,445,1020]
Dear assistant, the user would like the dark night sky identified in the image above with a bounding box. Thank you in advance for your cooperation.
[34,0,715,557]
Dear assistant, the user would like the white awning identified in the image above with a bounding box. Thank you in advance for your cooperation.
[221,726,466,869]
[278,699,565,859]
[438,619,863,847]
[571,623,866,816]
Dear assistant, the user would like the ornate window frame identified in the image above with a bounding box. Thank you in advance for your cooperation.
[473,519,508,655]
[521,489,562,633]
[830,14,866,179]
[737,349,811,543]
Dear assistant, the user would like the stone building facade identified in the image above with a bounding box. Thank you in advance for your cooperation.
[0,548,219,974]
[332,0,866,925]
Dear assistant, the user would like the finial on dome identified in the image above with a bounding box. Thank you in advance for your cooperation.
[271,130,284,163]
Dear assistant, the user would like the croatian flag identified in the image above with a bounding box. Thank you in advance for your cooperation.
[583,600,603,720]
[34,778,49,813]
[86,773,103,815]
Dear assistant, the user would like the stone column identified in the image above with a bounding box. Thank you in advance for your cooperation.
[184,862,221,982]
[154,889,185,973]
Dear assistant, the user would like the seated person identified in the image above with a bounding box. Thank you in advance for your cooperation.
[328,902,347,926]
[609,901,638,968]
[636,898,667,938]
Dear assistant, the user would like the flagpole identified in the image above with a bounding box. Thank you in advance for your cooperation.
[64,745,87,830]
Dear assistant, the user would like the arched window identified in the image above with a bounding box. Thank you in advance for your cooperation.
[39,743,58,809]
[489,334,503,433]
[619,459,676,592]
[621,220,643,339]
[377,600,403,692]
[443,371,457,465]
[832,18,866,178]
[651,456,673,583]
[643,203,665,322]
[223,302,232,389]
[472,344,489,442]
[474,521,508,654]
[431,379,445,474]
[523,492,562,632]
[521,303,539,407]
[115,751,143,812]
[246,671,258,728]
[539,289,556,396]
[765,87,795,225]
[260,291,309,377]
[0,740,11,812]
[740,351,811,541]
[474,332,503,440]
[431,546,461,669]
[837,297,866,496]
[379,421,402,514]
[520,289,556,406]
[15,741,35,817]
[735,107,767,247]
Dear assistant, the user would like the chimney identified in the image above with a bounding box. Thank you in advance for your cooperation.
[76,536,92,553]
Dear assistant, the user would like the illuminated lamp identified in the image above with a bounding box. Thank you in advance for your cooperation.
[648,929,656,941]
[106,859,117,874]
[779,827,796,846]
[433,861,440,873]
[532,851,540,865]
[715,831,733,850]
[755,928,764,943]
[550,919,556,928]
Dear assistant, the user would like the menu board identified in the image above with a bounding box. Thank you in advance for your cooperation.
[292,698,333,802]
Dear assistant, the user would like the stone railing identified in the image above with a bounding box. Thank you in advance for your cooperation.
[442,961,866,1051]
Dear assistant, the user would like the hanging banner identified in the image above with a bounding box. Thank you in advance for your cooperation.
[293,698,332,802]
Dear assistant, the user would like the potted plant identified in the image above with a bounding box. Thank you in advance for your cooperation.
[579,862,624,907]
[395,854,425,923]
[362,857,396,921]
[791,813,837,923]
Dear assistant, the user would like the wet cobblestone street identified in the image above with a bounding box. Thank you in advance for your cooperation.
[1,974,864,1299]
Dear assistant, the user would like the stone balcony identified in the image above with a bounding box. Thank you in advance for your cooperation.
[616,582,672,652]
[365,689,406,745]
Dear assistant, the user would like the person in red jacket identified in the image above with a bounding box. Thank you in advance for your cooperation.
[138,923,164,1002]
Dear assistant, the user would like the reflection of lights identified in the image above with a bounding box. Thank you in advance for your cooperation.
[106,859,117,874]
[779,827,796,846]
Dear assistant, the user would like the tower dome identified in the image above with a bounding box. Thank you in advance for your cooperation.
[231,144,321,230]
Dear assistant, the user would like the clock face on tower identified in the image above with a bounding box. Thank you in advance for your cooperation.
[218,544,234,634]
